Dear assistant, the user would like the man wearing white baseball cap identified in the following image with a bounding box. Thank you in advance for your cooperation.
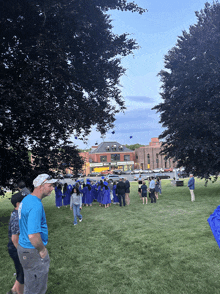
[17,174,57,294]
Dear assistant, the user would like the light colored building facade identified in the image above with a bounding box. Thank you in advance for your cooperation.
[135,138,177,170]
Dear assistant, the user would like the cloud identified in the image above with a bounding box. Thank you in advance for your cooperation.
[116,108,159,122]
[72,96,164,149]
[126,96,154,103]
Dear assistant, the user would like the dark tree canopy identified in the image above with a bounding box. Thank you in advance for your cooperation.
[0,0,146,187]
[153,2,220,178]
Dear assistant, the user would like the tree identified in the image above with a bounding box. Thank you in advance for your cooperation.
[125,143,144,150]
[153,2,220,178]
[0,0,146,187]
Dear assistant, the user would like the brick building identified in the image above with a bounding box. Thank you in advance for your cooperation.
[88,141,135,173]
[78,138,177,175]
[135,138,177,170]
[79,151,90,176]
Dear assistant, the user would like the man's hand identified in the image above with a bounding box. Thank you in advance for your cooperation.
[39,247,48,259]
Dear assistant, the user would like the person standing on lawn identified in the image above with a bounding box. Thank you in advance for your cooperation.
[155,177,160,200]
[113,181,119,204]
[17,174,57,294]
[55,183,63,208]
[63,182,72,207]
[7,192,25,294]
[124,177,130,205]
[138,174,143,199]
[17,180,31,197]
[158,177,162,195]
[141,181,148,204]
[86,179,93,206]
[102,181,111,208]
[108,180,114,203]
[116,177,126,207]
[70,183,83,225]
[149,177,156,203]
[188,174,195,202]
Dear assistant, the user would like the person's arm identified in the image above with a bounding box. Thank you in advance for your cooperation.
[28,233,47,258]
[80,194,82,208]
[11,234,19,248]
[188,178,191,187]
[70,195,73,210]
[10,211,20,249]
[27,204,47,258]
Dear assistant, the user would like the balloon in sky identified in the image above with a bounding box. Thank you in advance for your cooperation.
[74,136,77,139]
[111,131,115,134]
[130,136,133,139]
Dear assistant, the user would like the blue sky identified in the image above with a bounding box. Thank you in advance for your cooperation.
[73,0,208,149]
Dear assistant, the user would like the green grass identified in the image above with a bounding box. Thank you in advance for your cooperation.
[1,178,220,293]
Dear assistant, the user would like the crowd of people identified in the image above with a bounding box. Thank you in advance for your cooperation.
[6,172,195,294]
[54,176,131,210]
[6,174,132,294]
[137,175,162,204]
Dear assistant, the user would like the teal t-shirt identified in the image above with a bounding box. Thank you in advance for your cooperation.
[18,194,48,249]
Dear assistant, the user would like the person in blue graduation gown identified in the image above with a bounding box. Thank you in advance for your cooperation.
[97,181,104,206]
[91,181,98,201]
[85,180,93,206]
[55,183,63,208]
[113,181,119,204]
[82,183,87,206]
[102,181,111,208]
[63,183,72,207]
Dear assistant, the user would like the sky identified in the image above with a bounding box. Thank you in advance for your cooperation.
[73,0,209,149]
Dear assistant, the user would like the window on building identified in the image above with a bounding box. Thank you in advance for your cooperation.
[124,155,130,161]
[100,156,107,162]
[156,153,159,168]
[164,158,167,168]
[111,154,120,161]
[147,154,150,164]
[112,144,117,151]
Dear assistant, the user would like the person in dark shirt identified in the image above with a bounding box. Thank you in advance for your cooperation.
[124,177,130,205]
[17,180,31,197]
[138,175,143,199]
[7,192,25,294]
[141,181,148,204]
[116,178,126,207]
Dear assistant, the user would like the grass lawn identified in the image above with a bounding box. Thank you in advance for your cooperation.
[1,178,220,293]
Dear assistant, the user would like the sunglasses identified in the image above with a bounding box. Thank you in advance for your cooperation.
[41,175,52,185]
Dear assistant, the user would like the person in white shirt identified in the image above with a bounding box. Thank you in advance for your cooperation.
[149,177,156,203]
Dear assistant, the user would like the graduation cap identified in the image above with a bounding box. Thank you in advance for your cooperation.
[129,136,133,139]
[207,205,220,248]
